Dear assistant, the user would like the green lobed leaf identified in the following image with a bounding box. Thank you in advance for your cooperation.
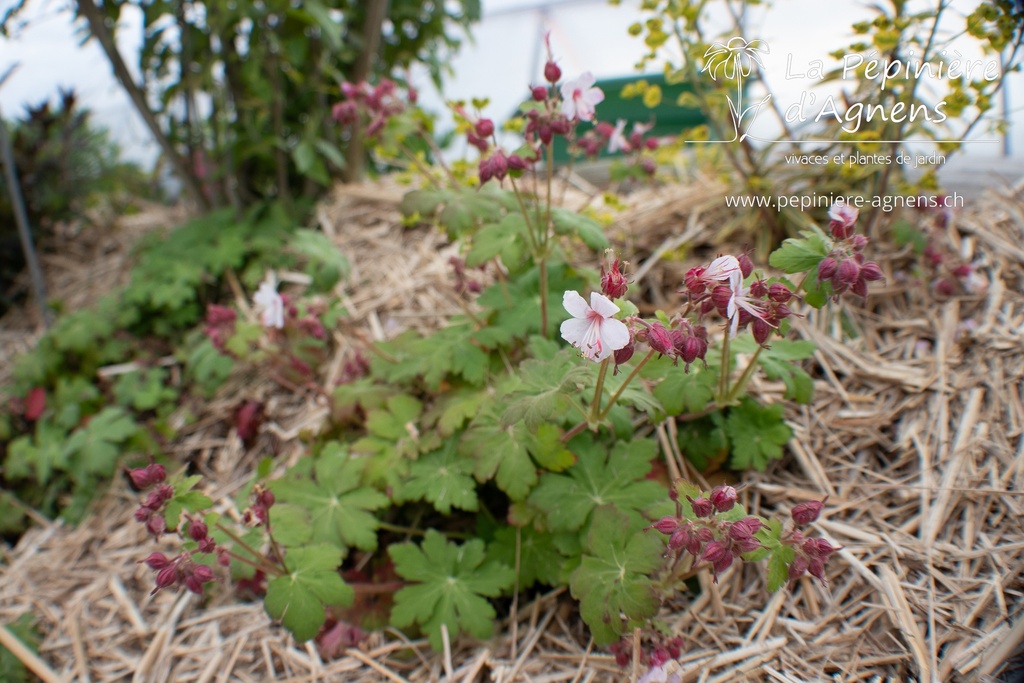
[270,447,389,554]
[767,543,796,592]
[569,505,663,645]
[398,438,478,514]
[264,544,353,642]
[652,367,716,417]
[724,398,793,471]
[768,229,831,274]
[732,338,817,404]
[389,530,515,650]
[528,434,664,532]
[462,405,538,501]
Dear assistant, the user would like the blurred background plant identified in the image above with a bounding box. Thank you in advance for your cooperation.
[0,0,481,211]
[0,87,153,315]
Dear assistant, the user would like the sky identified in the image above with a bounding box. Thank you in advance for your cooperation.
[0,0,1019,167]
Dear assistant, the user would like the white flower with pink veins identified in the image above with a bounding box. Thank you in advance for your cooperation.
[559,291,629,362]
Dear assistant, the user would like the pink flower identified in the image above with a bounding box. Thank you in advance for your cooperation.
[607,119,630,153]
[254,281,284,329]
[560,72,604,122]
[560,291,630,362]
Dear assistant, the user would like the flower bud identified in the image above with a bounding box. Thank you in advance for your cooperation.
[146,515,166,537]
[728,516,765,540]
[850,234,869,251]
[144,552,172,570]
[146,463,167,485]
[129,467,153,490]
[860,261,884,282]
[640,158,657,177]
[192,564,215,583]
[712,552,734,579]
[532,85,548,101]
[791,499,825,526]
[817,257,838,281]
[802,537,840,558]
[752,318,771,345]
[709,485,738,512]
[550,117,571,135]
[613,338,635,369]
[258,490,275,508]
[836,258,860,287]
[701,540,730,564]
[768,283,793,303]
[710,285,733,312]
[787,555,809,581]
[679,335,706,365]
[134,507,152,523]
[668,528,689,551]
[601,258,629,299]
[507,154,528,171]
[647,322,675,358]
[645,137,659,151]
[155,565,178,591]
[544,61,562,83]
[738,253,754,278]
[688,496,714,518]
[198,537,217,554]
[649,516,680,535]
[475,118,495,138]
[188,520,209,541]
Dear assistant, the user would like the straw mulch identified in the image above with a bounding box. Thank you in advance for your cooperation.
[1,175,1023,682]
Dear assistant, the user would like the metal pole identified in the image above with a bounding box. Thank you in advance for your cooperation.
[0,64,52,327]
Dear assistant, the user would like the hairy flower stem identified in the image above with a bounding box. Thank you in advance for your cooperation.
[716,332,732,406]
[396,141,447,189]
[598,350,656,421]
[214,522,287,576]
[587,358,611,425]
[723,345,764,405]
[507,176,549,335]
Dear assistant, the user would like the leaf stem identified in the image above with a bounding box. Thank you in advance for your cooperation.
[598,350,656,421]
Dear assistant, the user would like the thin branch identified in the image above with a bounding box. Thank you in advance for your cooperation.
[76,0,210,211]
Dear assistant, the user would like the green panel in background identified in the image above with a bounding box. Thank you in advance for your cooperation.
[549,73,709,163]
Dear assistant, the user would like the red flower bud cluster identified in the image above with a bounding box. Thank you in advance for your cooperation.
[478,149,529,184]
[129,464,172,538]
[449,256,483,296]
[143,551,216,596]
[609,633,683,669]
[647,484,766,583]
[204,304,238,353]
[332,79,409,140]
[243,486,276,527]
[634,319,709,371]
[783,531,840,585]
[816,205,884,300]
[649,482,839,586]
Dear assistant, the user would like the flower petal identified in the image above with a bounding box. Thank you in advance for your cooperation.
[588,292,620,318]
[597,317,630,357]
[562,290,590,319]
